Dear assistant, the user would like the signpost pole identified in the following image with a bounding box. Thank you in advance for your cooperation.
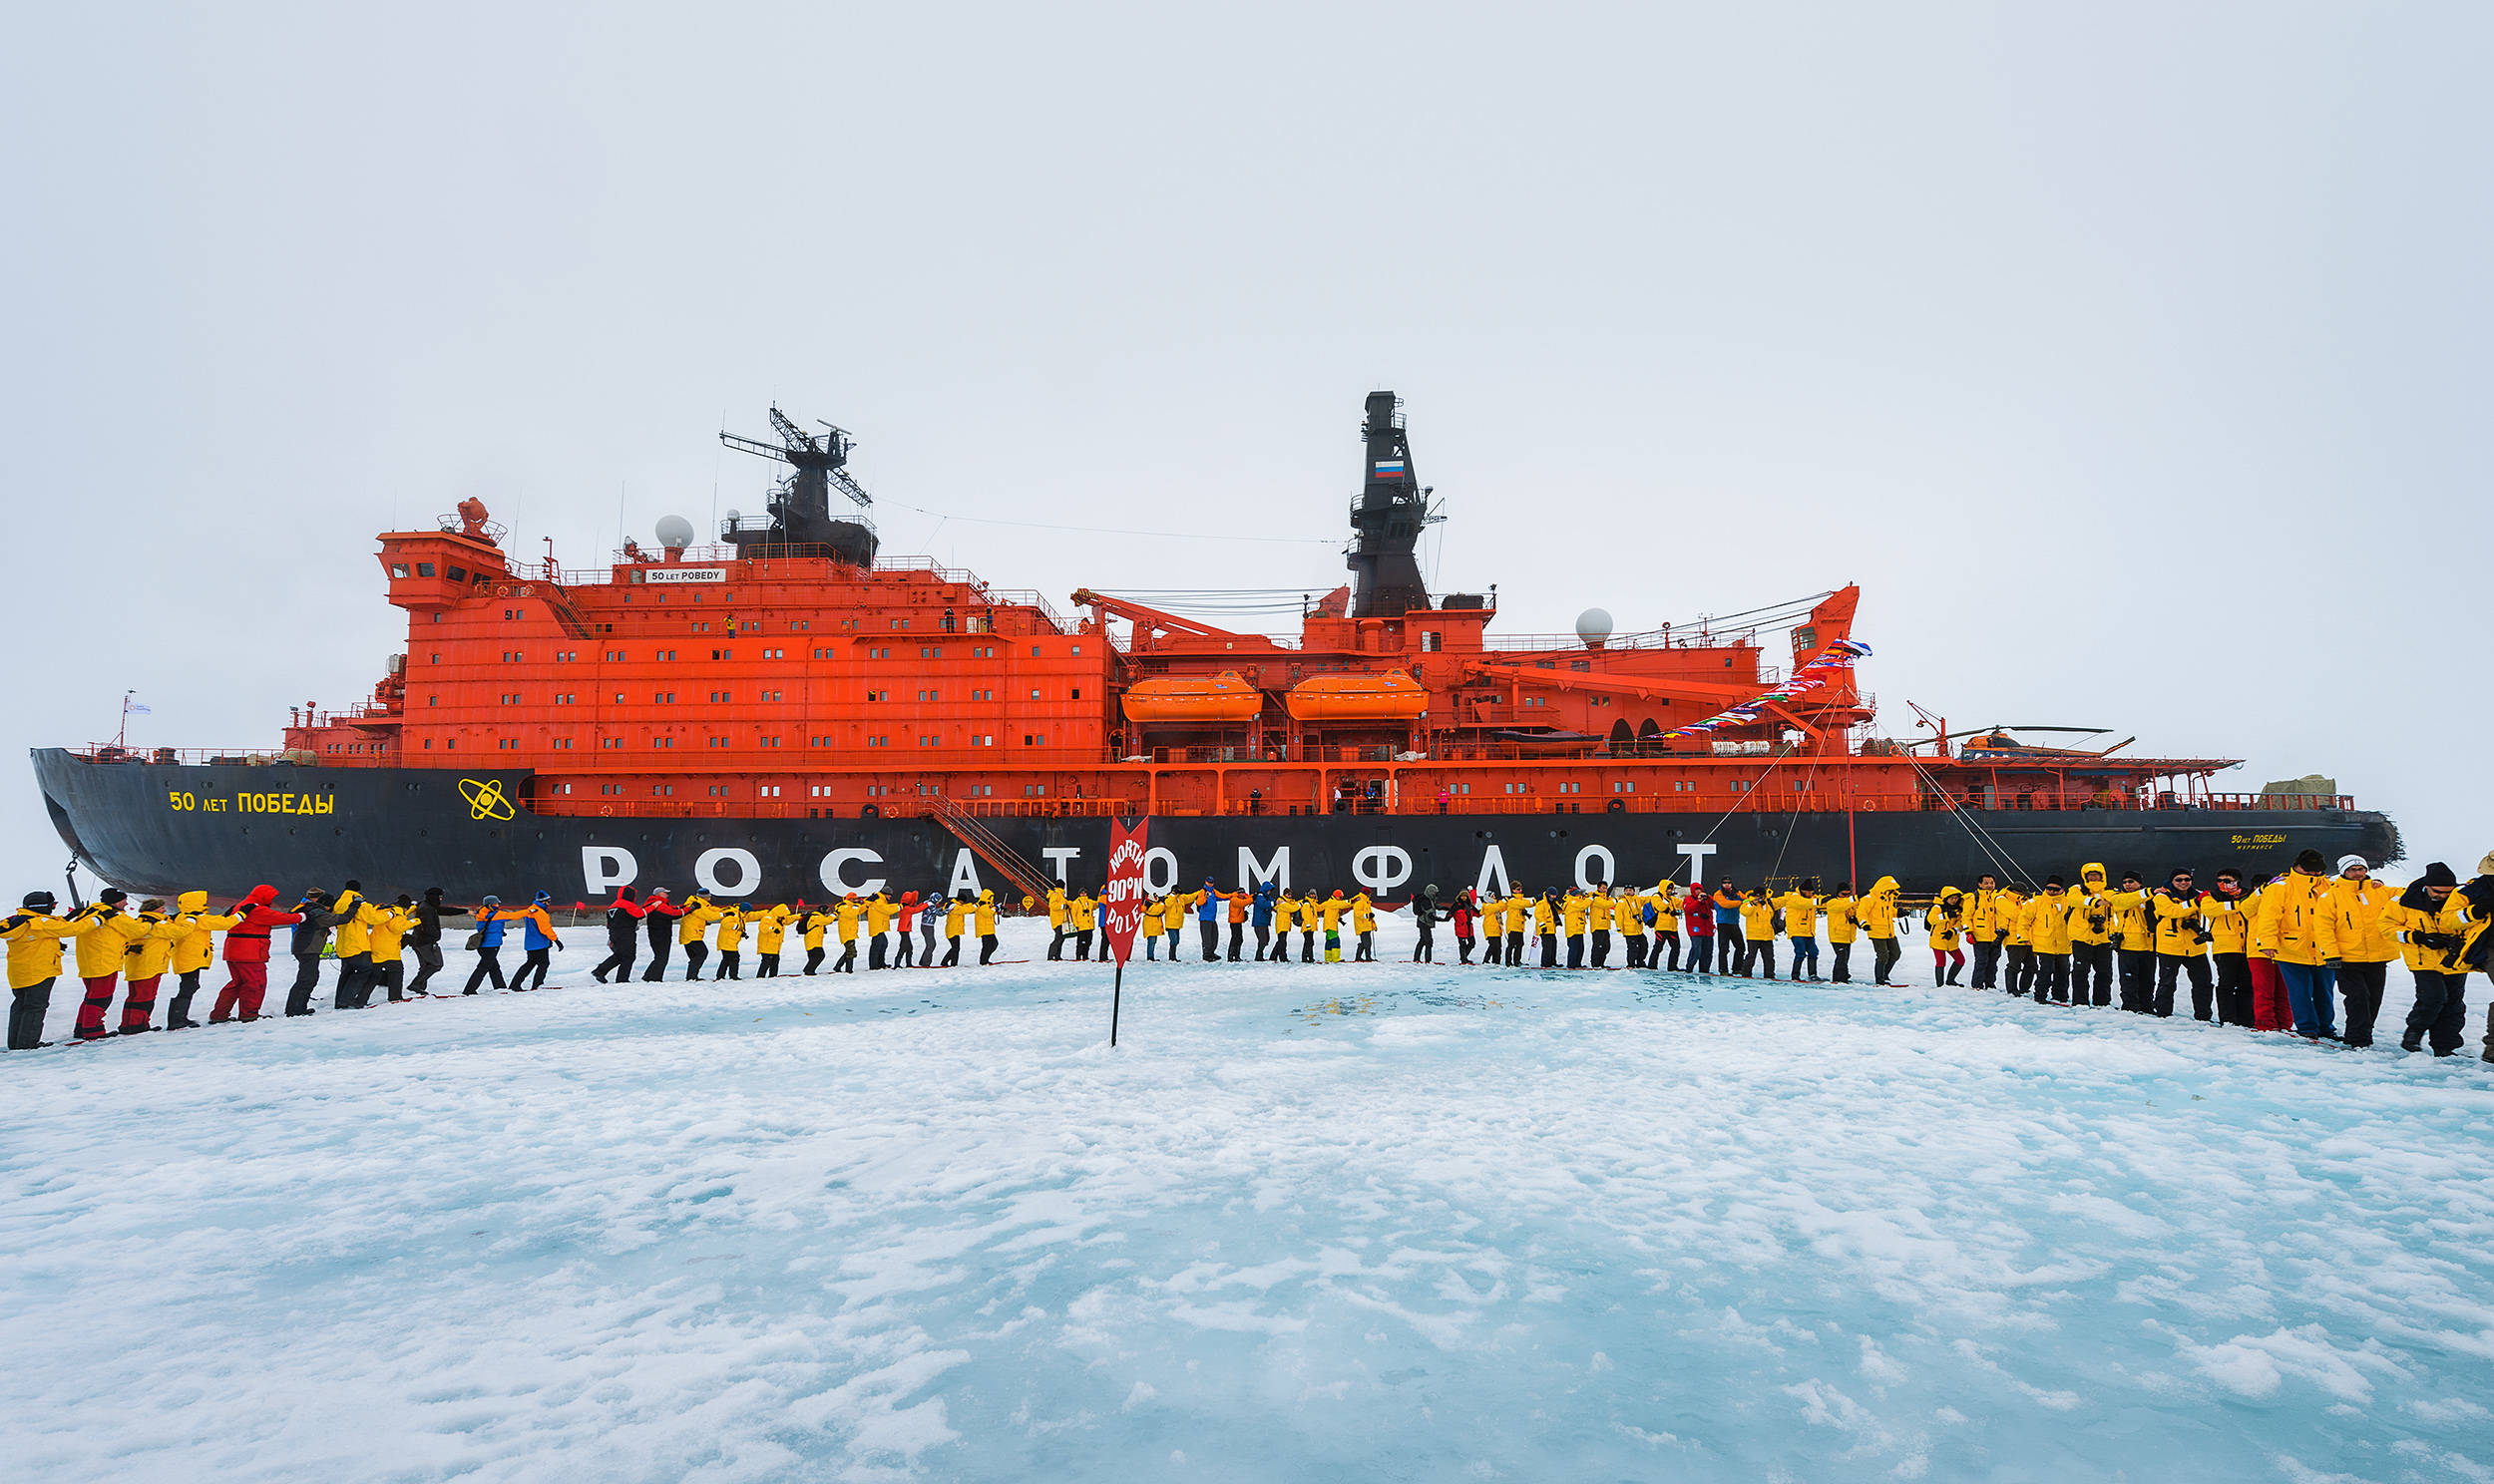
[1102,816,1150,1047]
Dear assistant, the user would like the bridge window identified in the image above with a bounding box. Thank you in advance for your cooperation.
[416,562,435,577]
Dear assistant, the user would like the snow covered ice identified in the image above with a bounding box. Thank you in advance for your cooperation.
[6,920,2493,1482]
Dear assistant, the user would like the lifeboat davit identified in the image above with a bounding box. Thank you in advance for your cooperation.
[1121,670,1263,724]
[1285,668,1429,722]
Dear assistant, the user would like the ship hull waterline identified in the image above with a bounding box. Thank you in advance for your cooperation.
[35,752,2401,906]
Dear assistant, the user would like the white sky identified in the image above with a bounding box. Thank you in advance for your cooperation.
[3,3,2487,891]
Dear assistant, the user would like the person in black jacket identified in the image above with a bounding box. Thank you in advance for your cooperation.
[1410,885,1442,962]
[407,887,467,996]
[638,888,683,980]
[282,891,338,1017]
[595,887,645,983]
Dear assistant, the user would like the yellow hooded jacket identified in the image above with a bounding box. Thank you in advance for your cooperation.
[1927,891,1964,951]
[3,908,82,989]
[2253,872,2340,965]
[1776,891,1820,939]
[1825,892,1859,944]
[2066,866,2115,946]
[125,910,183,979]
[170,891,239,975]
[73,904,152,979]
[2024,893,2074,954]
[2323,877,2399,964]
[2152,890,2210,956]
[676,900,722,946]
[1857,878,1901,938]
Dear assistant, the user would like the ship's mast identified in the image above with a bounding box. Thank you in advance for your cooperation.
[1347,391,1438,617]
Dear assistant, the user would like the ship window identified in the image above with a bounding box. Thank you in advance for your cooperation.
[391,563,410,578]
[920,690,938,702]
[866,689,890,702]
[708,785,728,797]
[973,735,993,747]
[792,620,809,631]
[1033,645,1042,657]
[1071,645,1081,655]
[416,562,435,577]
[428,696,438,706]
[1024,734,1044,746]
[1030,688,1041,700]
[813,647,831,659]
[865,785,888,797]
[970,784,992,797]
[1421,631,1440,651]
[654,692,673,703]
[759,786,780,798]
[1025,784,1045,797]
[1070,688,1081,701]
[504,608,519,620]
[870,736,887,747]
[472,571,490,585]
[446,566,466,581]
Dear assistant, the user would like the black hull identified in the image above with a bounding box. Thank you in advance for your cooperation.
[32,750,2402,905]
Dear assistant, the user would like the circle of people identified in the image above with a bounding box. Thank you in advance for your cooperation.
[5,848,2486,1062]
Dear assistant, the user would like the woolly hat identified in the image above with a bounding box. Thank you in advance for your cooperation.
[2336,854,2369,876]
[21,890,54,910]
[2419,862,2459,889]
[2293,849,2327,873]
[100,888,127,906]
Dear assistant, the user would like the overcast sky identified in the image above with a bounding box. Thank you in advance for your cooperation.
[4,3,2487,894]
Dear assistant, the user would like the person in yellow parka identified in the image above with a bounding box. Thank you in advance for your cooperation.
[974,889,1000,965]
[2104,871,2156,1012]
[328,882,376,1012]
[1965,875,2004,989]
[1585,888,1616,969]
[675,896,723,981]
[1531,890,1559,968]
[2323,855,2398,1047]
[114,898,184,1033]
[865,893,900,969]
[164,890,240,1030]
[1650,881,1684,972]
[1777,882,1823,982]
[2254,849,2342,1039]
[711,904,749,980]
[1319,891,1350,962]
[2023,877,2074,1004]
[1995,884,2032,997]
[1738,890,1779,980]
[1352,893,1379,962]
[753,904,791,977]
[2382,861,2470,1055]
[939,893,972,966]
[365,896,416,1003]
[1857,877,1903,987]
[2149,871,2213,1020]
[1613,887,1648,968]
[71,889,154,1042]
[1926,888,1965,986]
[832,895,865,974]
[2203,870,2257,1025]
[5,889,85,1049]
[1160,890,1193,966]
[1561,891,1589,969]
[2062,865,2117,1008]
[1068,891,1099,962]
[1502,888,1530,967]
[1045,885,1069,960]
[800,905,835,973]
[1824,883,1859,983]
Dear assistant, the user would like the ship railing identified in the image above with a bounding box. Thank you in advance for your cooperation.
[69,745,320,767]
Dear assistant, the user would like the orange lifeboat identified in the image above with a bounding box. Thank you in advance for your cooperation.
[1121,670,1263,724]
[1285,668,1429,722]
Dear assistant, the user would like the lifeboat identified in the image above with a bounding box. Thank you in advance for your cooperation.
[1285,668,1429,722]
[1121,670,1263,724]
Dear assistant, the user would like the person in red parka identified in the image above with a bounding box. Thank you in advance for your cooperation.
[210,885,304,1022]
[1684,885,1716,974]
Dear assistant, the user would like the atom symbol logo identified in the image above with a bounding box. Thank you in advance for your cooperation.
[460,777,515,822]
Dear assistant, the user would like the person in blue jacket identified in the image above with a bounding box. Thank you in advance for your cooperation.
[464,896,511,994]
[1194,879,1222,961]
[1250,882,1279,960]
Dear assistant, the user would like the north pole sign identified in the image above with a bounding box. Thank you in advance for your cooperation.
[1102,817,1150,967]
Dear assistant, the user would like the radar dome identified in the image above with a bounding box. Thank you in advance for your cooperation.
[1575,607,1615,647]
[723,507,741,524]
[654,516,694,551]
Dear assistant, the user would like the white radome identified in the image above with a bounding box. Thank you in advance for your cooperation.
[1575,607,1614,645]
[654,515,695,550]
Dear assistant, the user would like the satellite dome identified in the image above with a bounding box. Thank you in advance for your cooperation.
[723,508,741,525]
[654,515,694,551]
[1575,607,1614,647]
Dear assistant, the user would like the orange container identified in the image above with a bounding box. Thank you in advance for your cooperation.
[1121,670,1263,724]
[1285,668,1429,722]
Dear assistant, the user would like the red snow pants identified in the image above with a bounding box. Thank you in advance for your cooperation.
[2248,955,2290,1030]
[120,974,162,1033]
[73,974,120,1040]
[211,961,268,1021]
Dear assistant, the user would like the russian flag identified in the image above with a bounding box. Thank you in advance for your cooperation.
[1373,460,1406,479]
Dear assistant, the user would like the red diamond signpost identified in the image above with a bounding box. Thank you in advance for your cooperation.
[1102,816,1150,1045]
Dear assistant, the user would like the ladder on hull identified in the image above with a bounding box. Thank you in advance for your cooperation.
[922,794,1056,902]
